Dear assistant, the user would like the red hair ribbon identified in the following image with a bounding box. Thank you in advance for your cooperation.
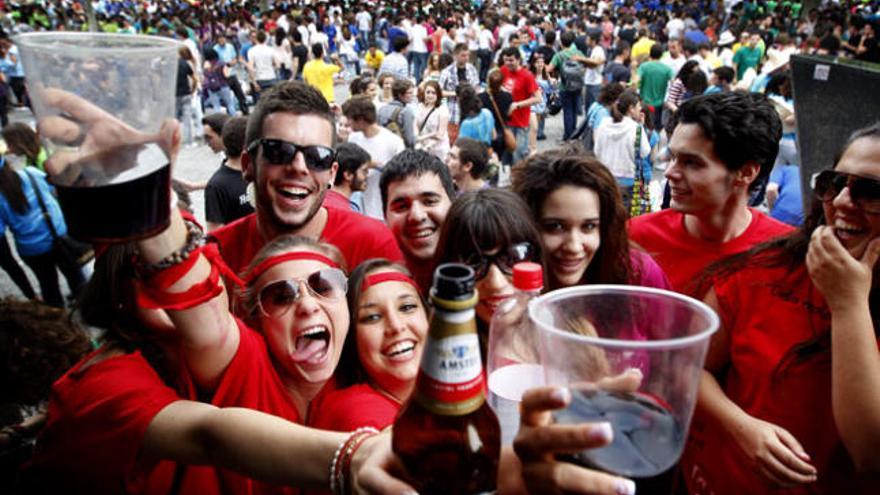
[245,251,340,285]
[361,271,419,292]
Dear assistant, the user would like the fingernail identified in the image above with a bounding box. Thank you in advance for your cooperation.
[799,451,811,461]
[588,422,613,443]
[625,367,644,379]
[550,387,571,404]
[614,478,636,495]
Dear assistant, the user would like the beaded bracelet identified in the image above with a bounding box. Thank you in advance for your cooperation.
[137,219,205,277]
[329,427,379,495]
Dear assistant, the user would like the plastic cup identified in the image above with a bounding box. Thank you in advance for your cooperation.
[15,33,181,242]
[529,285,718,478]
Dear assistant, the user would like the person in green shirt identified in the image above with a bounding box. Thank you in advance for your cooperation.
[548,30,589,140]
[733,32,764,81]
[637,44,674,128]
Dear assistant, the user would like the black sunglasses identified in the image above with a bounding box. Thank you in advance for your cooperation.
[812,170,880,214]
[248,138,336,172]
[463,242,537,281]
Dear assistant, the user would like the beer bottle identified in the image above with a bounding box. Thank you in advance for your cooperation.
[392,263,501,494]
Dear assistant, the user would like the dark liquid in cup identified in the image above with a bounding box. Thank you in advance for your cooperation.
[555,389,684,478]
[55,163,171,243]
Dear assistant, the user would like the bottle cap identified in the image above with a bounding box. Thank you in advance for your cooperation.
[431,263,475,301]
[513,262,543,291]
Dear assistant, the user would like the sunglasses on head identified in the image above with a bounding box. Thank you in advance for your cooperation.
[463,242,537,281]
[812,169,880,214]
[256,268,348,318]
[248,138,336,172]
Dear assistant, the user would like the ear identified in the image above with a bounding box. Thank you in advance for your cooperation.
[462,161,474,174]
[735,161,761,189]
[327,161,339,187]
[242,151,255,182]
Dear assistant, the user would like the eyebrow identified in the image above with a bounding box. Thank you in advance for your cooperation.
[359,293,420,310]
[541,216,601,223]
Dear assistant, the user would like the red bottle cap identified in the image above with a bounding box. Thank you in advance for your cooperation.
[513,262,543,291]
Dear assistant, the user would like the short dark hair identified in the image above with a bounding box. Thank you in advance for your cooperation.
[392,34,410,52]
[649,43,663,59]
[560,30,575,47]
[391,78,413,101]
[674,91,782,192]
[455,137,490,179]
[380,150,456,212]
[203,112,231,135]
[312,42,324,58]
[341,95,377,124]
[245,81,336,152]
[221,116,248,157]
[713,66,735,85]
[453,42,468,54]
[256,30,267,43]
[500,46,521,60]
[334,142,371,186]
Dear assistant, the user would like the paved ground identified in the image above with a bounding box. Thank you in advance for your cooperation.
[0,83,572,301]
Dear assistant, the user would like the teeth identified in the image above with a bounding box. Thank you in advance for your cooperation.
[280,186,309,198]
[386,340,415,356]
[409,229,433,239]
[835,220,863,232]
[300,326,328,339]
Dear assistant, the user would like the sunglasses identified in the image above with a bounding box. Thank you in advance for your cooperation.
[812,170,880,214]
[256,268,348,318]
[248,138,336,172]
[463,242,537,281]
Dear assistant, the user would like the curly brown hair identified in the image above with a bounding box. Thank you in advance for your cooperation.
[0,298,92,406]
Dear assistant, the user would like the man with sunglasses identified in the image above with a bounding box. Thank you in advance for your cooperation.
[628,91,794,296]
[210,81,403,276]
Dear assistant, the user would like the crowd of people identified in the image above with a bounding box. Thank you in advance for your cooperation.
[1,0,879,494]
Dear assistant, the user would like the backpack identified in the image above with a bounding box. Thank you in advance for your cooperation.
[384,106,405,139]
[562,57,586,92]
[204,61,227,92]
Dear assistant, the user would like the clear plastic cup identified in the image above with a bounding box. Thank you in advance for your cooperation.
[15,33,181,242]
[529,285,719,478]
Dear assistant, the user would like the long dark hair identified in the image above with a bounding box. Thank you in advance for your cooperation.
[701,123,880,373]
[75,244,176,386]
[512,145,633,287]
[0,159,28,214]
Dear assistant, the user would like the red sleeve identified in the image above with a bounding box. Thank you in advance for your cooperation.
[322,207,404,269]
[29,351,180,494]
[309,384,400,432]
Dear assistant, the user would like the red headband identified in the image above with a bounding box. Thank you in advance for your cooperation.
[246,251,340,285]
[361,271,419,292]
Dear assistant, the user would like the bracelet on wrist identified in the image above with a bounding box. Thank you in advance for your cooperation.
[329,427,379,495]
[137,219,205,277]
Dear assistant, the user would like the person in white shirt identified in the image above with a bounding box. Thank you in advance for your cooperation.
[477,19,495,84]
[662,38,687,74]
[582,30,607,115]
[408,16,430,84]
[666,11,686,41]
[342,96,406,220]
[247,31,281,101]
[593,90,652,210]
[379,35,411,82]
[356,9,372,51]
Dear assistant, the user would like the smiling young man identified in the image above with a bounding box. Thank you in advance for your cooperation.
[380,149,456,292]
[210,81,403,275]
[628,91,793,295]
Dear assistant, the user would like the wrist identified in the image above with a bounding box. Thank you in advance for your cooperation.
[136,209,188,263]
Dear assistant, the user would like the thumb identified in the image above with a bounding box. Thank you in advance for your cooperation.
[861,237,880,269]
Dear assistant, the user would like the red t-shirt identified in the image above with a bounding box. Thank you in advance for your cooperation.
[500,66,539,128]
[210,208,403,276]
[28,349,222,494]
[682,263,880,495]
[627,208,793,295]
[322,190,352,211]
[309,383,400,432]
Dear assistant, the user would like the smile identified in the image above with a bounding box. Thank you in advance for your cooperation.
[382,339,417,362]
[291,324,331,365]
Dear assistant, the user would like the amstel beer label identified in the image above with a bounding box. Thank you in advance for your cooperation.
[415,322,486,416]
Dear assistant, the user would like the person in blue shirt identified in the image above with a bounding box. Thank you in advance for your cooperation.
[0,37,28,109]
[0,158,85,307]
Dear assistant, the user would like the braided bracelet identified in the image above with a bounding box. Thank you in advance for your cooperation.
[329,427,379,495]
[137,219,205,277]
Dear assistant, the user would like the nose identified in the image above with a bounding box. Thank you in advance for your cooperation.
[831,184,856,211]
[285,150,311,176]
[293,281,322,317]
[407,201,427,223]
[481,263,509,291]
[665,157,681,181]
[561,228,584,255]
[384,310,406,336]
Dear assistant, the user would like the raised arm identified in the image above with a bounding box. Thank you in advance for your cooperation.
[807,226,880,472]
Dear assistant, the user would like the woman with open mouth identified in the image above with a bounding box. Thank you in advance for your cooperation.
[311,259,429,431]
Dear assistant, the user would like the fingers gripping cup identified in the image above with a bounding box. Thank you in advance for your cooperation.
[530,285,718,478]
[15,33,181,242]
